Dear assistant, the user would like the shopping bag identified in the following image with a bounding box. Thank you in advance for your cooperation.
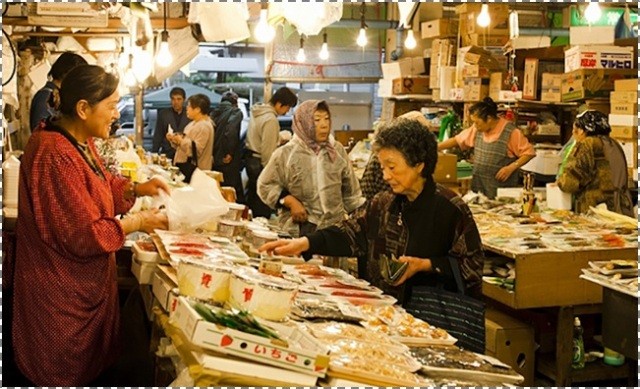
[404,257,485,353]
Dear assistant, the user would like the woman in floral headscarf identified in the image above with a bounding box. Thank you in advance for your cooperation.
[258,100,365,236]
[557,110,633,216]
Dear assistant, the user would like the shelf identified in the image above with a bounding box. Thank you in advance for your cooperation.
[537,353,630,384]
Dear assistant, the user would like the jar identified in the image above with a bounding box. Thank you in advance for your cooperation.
[228,268,298,321]
[217,219,244,238]
[177,259,233,304]
[224,203,246,221]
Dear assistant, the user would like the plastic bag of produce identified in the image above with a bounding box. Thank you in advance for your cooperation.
[162,169,229,231]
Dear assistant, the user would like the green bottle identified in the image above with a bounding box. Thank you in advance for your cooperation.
[572,317,585,369]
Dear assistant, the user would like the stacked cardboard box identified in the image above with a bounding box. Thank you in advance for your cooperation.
[609,79,638,178]
[564,45,634,73]
[428,38,456,92]
[457,46,505,102]
[560,69,636,102]
[539,73,562,103]
[421,18,458,39]
[379,57,427,98]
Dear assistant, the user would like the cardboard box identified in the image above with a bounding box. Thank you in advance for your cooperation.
[523,58,539,100]
[610,126,637,141]
[392,76,431,95]
[609,114,638,127]
[610,103,638,116]
[490,71,524,100]
[610,91,638,103]
[564,45,634,73]
[421,18,458,39]
[455,3,509,15]
[377,78,394,98]
[152,269,178,313]
[462,64,491,78]
[494,90,523,102]
[614,79,638,91]
[171,297,330,376]
[541,73,562,89]
[569,26,615,45]
[540,89,562,103]
[463,77,489,101]
[561,69,637,102]
[485,308,535,386]
[195,351,318,386]
[434,153,457,183]
[459,46,505,70]
[507,36,552,50]
[446,88,465,101]
[619,140,638,168]
[461,33,510,48]
[381,57,426,79]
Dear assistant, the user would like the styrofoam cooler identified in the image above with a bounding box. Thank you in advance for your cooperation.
[546,183,571,210]
[3,155,20,208]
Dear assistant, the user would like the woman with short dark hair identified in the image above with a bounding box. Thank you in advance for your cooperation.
[260,117,485,351]
[167,93,215,174]
[13,64,169,385]
[438,97,536,198]
[557,110,633,216]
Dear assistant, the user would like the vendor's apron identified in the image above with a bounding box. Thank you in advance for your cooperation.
[471,123,519,199]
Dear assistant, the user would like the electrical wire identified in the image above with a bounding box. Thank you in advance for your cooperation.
[2,28,17,86]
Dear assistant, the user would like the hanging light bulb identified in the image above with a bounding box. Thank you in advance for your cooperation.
[356,3,368,47]
[404,28,417,49]
[509,10,520,39]
[296,37,306,62]
[477,4,491,28]
[584,2,602,24]
[155,4,172,67]
[255,8,275,43]
[356,27,368,47]
[124,54,137,87]
[319,32,329,60]
[156,31,173,67]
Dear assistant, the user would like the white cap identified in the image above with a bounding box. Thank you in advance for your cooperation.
[574,317,581,326]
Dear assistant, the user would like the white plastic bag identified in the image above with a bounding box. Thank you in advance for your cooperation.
[162,169,229,231]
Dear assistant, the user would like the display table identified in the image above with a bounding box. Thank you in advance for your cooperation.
[475,208,636,386]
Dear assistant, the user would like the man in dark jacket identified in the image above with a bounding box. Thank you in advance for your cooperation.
[212,91,245,203]
[152,87,191,160]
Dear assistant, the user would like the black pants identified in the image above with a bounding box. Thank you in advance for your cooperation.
[245,155,273,218]
[214,161,245,204]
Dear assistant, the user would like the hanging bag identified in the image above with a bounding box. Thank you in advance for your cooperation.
[404,256,486,353]
[176,140,199,183]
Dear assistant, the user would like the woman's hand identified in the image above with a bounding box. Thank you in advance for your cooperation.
[137,177,171,197]
[259,237,310,256]
[166,133,182,147]
[138,209,168,233]
[495,164,517,182]
[285,195,308,223]
[392,256,432,286]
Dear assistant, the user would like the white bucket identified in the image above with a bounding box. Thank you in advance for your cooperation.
[546,183,572,210]
[2,155,20,208]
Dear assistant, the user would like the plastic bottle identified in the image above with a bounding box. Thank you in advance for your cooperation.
[572,317,585,369]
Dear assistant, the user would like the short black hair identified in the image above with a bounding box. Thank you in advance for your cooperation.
[469,97,499,121]
[59,65,119,118]
[48,52,88,81]
[188,93,211,115]
[270,87,298,107]
[170,87,186,99]
[221,91,238,106]
[374,118,438,178]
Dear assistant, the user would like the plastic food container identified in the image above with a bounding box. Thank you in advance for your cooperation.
[251,230,279,250]
[223,203,246,221]
[217,219,244,238]
[229,267,298,321]
[177,259,232,304]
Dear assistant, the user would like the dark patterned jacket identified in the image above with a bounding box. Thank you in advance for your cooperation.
[557,135,633,216]
[306,180,484,304]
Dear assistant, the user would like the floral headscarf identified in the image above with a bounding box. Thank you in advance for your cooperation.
[574,110,611,136]
[292,99,337,162]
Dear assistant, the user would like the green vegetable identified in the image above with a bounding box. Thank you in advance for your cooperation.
[193,302,282,341]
